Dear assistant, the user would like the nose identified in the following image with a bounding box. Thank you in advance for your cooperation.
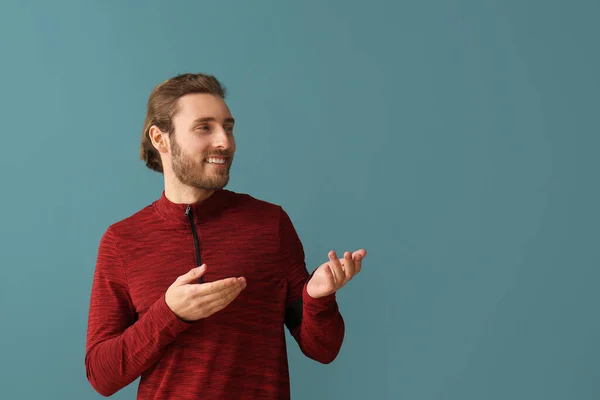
[213,126,234,150]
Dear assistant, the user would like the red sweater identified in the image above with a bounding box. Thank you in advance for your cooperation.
[85,189,345,399]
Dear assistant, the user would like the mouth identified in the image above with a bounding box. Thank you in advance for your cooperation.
[205,157,228,166]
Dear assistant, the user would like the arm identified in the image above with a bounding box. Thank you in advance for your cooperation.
[278,208,345,364]
[85,227,192,396]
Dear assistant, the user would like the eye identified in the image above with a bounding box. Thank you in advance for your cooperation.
[195,125,210,131]
[225,126,234,133]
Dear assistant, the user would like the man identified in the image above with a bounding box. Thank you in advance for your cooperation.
[85,73,366,399]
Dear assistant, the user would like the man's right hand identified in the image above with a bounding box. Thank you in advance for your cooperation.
[165,265,246,322]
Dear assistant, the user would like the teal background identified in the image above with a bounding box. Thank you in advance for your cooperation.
[1,0,598,399]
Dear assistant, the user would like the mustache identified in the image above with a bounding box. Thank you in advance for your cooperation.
[203,150,232,159]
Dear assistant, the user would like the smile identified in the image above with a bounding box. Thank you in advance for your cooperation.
[206,158,227,164]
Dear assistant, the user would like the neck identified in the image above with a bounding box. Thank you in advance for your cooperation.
[164,175,215,205]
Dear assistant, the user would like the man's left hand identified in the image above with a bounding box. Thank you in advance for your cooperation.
[306,249,367,299]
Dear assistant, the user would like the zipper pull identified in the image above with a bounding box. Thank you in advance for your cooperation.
[184,205,191,216]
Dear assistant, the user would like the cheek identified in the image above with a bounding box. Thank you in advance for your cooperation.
[184,137,211,155]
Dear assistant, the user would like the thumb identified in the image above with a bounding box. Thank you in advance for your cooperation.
[175,264,206,285]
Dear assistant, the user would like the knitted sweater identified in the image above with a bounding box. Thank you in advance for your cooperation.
[85,189,344,399]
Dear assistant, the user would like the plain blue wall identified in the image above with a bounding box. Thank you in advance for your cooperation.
[1,0,599,399]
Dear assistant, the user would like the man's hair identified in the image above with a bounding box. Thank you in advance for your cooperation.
[140,73,227,173]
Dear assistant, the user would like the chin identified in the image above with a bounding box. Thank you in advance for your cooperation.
[197,177,230,190]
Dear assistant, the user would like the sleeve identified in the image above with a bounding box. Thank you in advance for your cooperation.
[84,227,193,396]
[279,207,345,364]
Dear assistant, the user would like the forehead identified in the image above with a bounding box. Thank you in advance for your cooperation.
[174,93,232,123]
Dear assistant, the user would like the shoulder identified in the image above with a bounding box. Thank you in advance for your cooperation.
[221,191,302,247]
[219,190,298,232]
[221,189,285,214]
[102,203,156,239]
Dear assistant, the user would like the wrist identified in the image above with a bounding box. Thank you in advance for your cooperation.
[306,280,325,299]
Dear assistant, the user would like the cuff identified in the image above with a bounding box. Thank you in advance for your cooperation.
[302,281,339,317]
[147,294,193,339]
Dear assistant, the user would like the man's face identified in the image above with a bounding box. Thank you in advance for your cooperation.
[169,93,236,190]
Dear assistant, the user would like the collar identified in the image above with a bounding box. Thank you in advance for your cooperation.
[153,189,230,224]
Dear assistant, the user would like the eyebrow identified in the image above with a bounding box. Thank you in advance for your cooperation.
[192,117,235,125]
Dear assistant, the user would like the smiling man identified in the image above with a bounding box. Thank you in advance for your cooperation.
[84,73,366,399]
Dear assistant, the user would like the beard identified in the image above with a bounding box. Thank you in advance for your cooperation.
[170,138,233,190]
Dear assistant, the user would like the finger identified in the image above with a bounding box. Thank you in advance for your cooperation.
[206,283,245,315]
[175,264,207,285]
[324,264,336,286]
[352,249,367,259]
[328,250,345,285]
[342,251,355,279]
[200,277,246,304]
[195,276,244,296]
[353,250,366,273]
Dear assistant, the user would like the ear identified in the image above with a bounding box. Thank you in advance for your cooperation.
[148,125,170,154]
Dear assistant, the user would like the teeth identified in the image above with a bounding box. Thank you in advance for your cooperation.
[207,158,226,164]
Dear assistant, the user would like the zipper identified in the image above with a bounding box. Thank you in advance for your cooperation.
[184,205,204,284]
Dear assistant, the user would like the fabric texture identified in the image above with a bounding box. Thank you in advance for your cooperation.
[85,189,345,399]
